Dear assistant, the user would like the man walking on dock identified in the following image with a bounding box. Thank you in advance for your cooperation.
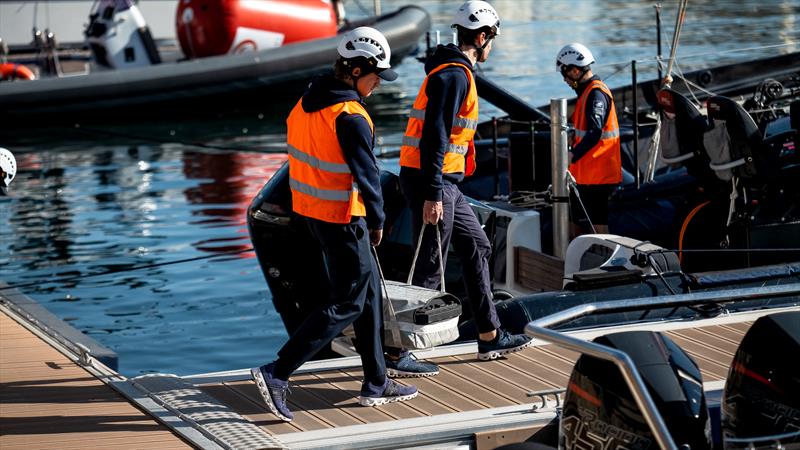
[251,27,417,422]
[556,43,622,236]
[398,1,533,362]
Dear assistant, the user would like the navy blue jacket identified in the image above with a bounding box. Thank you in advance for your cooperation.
[571,75,612,163]
[300,74,385,230]
[400,44,473,202]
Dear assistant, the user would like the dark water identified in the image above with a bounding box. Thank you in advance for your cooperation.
[1,0,798,376]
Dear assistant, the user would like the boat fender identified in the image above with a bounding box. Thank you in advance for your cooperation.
[0,63,36,81]
[176,0,338,58]
[85,0,161,69]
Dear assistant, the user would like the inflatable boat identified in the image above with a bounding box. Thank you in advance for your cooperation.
[0,2,430,124]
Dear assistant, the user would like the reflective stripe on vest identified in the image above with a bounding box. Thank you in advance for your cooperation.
[287,98,373,223]
[570,79,622,185]
[400,136,469,155]
[400,62,479,175]
[574,129,620,140]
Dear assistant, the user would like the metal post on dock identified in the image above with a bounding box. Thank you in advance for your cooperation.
[373,0,381,16]
[632,60,640,189]
[550,99,569,259]
[655,3,663,82]
[492,116,499,199]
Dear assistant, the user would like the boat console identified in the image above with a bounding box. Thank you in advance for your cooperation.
[562,234,680,289]
[85,0,161,70]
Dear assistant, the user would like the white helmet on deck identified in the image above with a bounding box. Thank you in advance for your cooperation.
[556,43,595,72]
[1,147,17,191]
[337,26,397,81]
[452,1,500,34]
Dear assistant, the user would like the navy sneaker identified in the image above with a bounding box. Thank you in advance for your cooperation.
[358,379,418,407]
[251,362,293,422]
[477,329,533,361]
[386,353,439,378]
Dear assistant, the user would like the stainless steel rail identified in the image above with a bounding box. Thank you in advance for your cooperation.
[550,98,570,259]
[530,283,800,330]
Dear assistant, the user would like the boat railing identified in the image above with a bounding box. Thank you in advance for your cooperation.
[524,282,800,450]
[724,430,800,449]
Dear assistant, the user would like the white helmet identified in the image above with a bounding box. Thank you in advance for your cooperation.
[337,26,396,81]
[1,147,16,190]
[452,1,500,34]
[556,43,595,72]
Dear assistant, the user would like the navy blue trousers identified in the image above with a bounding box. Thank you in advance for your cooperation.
[400,180,501,334]
[274,216,385,383]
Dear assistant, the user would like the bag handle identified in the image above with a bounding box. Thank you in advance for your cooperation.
[407,224,446,293]
[370,246,402,346]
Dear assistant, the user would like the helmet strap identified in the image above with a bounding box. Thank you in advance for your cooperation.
[475,31,494,62]
[564,66,589,89]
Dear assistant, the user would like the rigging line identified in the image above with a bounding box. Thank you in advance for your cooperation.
[664,0,689,84]
[0,247,255,292]
[668,248,800,253]
[600,63,631,84]
[671,60,706,108]
[68,125,278,154]
[493,38,797,81]
[671,41,800,60]
[672,60,720,101]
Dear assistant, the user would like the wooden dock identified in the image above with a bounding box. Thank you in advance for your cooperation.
[202,321,747,433]
[3,283,796,449]
[180,308,795,449]
[0,310,193,450]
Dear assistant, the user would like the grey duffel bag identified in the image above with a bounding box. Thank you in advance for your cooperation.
[377,225,462,350]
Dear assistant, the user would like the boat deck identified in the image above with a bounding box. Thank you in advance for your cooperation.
[187,315,763,448]
[0,310,192,450]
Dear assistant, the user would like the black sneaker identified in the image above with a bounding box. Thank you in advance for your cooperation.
[386,353,439,378]
[358,379,418,407]
[251,362,293,422]
[477,329,533,361]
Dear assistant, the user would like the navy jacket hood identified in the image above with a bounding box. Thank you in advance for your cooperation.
[301,74,361,113]
[424,43,473,74]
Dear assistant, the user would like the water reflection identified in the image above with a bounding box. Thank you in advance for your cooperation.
[182,150,287,254]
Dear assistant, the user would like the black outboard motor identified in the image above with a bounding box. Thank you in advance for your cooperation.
[247,164,331,339]
[722,311,800,449]
[560,330,711,450]
[247,163,413,350]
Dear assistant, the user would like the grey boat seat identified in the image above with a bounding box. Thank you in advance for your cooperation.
[703,95,792,183]
[657,88,716,182]
[657,88,709,164]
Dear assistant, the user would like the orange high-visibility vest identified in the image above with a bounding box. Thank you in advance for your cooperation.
[399,62,479,175]
[287,99,373,224]
[570,79,622,185]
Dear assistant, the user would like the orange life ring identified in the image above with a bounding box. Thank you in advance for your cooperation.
[0,63,36,81]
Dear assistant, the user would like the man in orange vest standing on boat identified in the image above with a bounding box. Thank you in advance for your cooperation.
[251,27,417,422]
[556,43,622,236]
[399,1,533,362]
